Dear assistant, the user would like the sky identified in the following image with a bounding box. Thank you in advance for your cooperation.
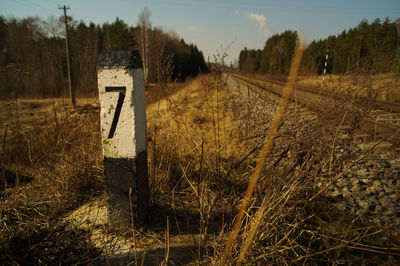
[1,0,400,65]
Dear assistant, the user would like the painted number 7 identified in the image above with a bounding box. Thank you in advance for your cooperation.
[105,86,126,139]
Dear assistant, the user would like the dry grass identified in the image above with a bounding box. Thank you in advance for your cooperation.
[146,68,400,264]
[1,66,399,264]
[221,37,305,264]
[298,73,400,103]
[0,98,104,264]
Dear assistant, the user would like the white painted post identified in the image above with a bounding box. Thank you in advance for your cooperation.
[322,48,329,90]
[97,50,149,228]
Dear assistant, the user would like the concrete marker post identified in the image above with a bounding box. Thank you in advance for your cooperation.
[97,50,149,228]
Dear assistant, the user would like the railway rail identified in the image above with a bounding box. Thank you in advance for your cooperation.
[229,73,400,145]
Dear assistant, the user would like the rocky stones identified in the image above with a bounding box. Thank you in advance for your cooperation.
[314,132,400,228]
[228,74,400,230]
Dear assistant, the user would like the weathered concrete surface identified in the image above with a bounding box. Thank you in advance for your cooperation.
[98,68,147,158]
[98,50,149,228]
[104,152,149,227]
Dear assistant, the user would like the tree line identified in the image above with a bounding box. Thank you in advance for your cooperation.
[238,18,400,75]
[0,9,208,99]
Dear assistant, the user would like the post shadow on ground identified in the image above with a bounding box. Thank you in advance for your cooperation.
[100,245,200,266]
[99,202,235,265]
[145,202,234,236]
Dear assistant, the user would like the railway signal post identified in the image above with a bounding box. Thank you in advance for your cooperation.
[322,48,330,90]
[97,50,149,228]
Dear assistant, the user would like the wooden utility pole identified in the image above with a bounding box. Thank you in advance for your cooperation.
[59,5,75,108]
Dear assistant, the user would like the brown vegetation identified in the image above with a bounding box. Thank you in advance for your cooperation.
[1,67,400,264]
[298,73,400,103]
[0,98,104,263]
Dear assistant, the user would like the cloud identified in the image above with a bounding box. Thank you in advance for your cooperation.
[245,12,269,36]
[234,10,239,15]
[187,26,199,31]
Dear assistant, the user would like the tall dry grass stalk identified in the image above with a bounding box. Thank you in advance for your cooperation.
[236,195,268,264]
[221,35,305,264]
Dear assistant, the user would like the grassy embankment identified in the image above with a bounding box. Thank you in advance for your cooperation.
[0,72,399,264]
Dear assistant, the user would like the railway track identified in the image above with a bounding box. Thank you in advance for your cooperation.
[229,73,400,145]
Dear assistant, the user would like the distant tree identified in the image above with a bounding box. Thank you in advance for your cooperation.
[101,18,133,50]
[240,18,399,76]
[395,18,400,41]
[392,47,400,75]
[302,18,398,75]
[0,13,207,99]
[239,30,297,75]
[138,7,151,83]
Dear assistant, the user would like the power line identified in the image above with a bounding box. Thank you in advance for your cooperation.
[13,0,46,14]
[12,0,55,14]
[21,0,55,13]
